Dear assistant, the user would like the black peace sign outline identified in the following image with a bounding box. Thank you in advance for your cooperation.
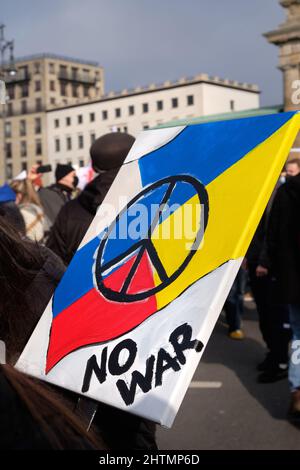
[95,175,209,303]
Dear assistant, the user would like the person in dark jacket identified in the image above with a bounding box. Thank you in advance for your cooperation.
[267,173,300,420]
[47,132,158,450]
[0,183,25,233]
[39,163,77,228]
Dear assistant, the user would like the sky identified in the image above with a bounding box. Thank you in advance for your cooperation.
[1,0,285,106]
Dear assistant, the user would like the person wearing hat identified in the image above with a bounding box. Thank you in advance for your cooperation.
[39,164,78,228]
[47,133,135,265]
[46,133,157,450]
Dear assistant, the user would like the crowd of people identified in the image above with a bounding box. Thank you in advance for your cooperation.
[0,131,299,448]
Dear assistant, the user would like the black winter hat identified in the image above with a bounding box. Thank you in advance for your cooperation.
[90,132,135,171]
[55,163,75,182]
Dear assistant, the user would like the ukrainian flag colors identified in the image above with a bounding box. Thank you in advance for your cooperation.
[44,112,300,373]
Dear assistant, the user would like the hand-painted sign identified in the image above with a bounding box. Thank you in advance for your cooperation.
[17,112,300,426]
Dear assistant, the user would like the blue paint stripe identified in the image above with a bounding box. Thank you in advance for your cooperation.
[53,236,100,317]
[138,112,296,188]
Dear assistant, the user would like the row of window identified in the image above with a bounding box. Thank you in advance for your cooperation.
[5,118,42,138]
[21,62,101,80]
[55,133,97,152]
[53,95,195,128]
[7,79,93,101]
[5,139,43,158]
[6,98,43,116]
[6,160,43,179]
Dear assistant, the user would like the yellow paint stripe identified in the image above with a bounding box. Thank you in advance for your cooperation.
[152,114,300,309]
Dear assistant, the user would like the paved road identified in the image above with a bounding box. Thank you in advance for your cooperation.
[157,302,300,450]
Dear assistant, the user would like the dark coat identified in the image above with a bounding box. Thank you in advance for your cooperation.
[47,169,118,265]
[1,245,66,364]
[267,174,300,304]
[0,369,52,450]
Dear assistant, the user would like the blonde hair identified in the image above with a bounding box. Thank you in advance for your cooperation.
[10,179,42,207]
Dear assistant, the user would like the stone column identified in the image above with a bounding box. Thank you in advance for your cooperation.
[264,0,300,150]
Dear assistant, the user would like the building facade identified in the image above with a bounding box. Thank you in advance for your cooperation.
[47,75,259,170]
[0,54,104,182]
[265,0,300,149]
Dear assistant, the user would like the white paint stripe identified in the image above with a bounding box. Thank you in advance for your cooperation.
[189,381,222,389]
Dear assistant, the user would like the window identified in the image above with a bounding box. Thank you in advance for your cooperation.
[36,98,42,112]
[187,95,194,106]
[84,85,89,97]
[35,117,42,134]
[90,112,95,122]
[54,119,60,128]
[7,103,13,116]
[78,135,84,149]
[5,143,12,158]
[35,81,41,92]
[157,100,163,111]
[49,63,55,73]
[60,82,67,96]
[82,69,89,81]
[4,122,11,138]
[36,139,42,155]
[78,114,83,124]
[142,103,149,113]
[115,108,121,118]
[21,100,27,114]
[50,98,56,105]
[172,97,178,108]
[230,100,235,111]
[90,133,96,144]
[7,85,15,100]
[66,137,72,150]
[19,65,28,79]
[79,159,85,168]
[50,80,55,91]
[72,84,78,98]
[55,138,60,152]
[21,162,28,171]
[123,126,128,133]
[59,65,67,77]
[102,110,108,120]
[34,62,41,74]
[6,163,13,179]
[21,83,29,98]
[66,116,71,126]
[129,105,135,116]
[20,120,26,136]
[71,67,78,80]
[20,141,27,157]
